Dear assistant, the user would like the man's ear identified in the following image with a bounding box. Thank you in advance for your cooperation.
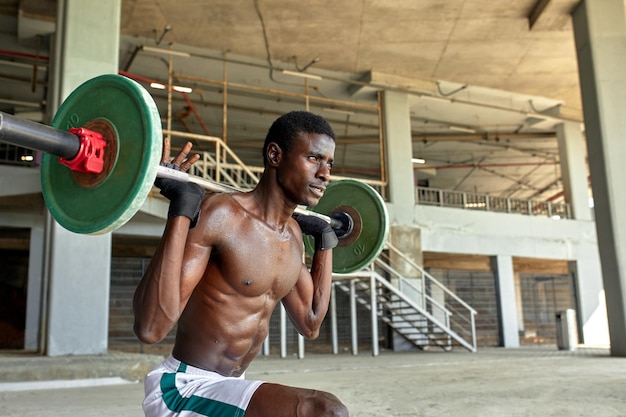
[266,142,282,167]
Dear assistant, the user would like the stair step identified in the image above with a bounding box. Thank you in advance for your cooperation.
[333,274,475,353]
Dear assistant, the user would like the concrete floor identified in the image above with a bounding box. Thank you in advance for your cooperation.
[0,346,624,417]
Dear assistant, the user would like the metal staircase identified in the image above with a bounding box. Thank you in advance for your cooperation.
[334,243,477,352]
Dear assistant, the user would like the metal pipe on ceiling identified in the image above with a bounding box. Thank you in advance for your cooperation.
[145,45,580,121]
[0,59,48,71]
[376,91,387,196]
[412,132,555,142]
[222,53,228,147]
[0,49,49,61]
[0,98,43,108]
[172,72,379,112]
[120,69,380,130]
[412,161,559,170]
[162,46,574,123]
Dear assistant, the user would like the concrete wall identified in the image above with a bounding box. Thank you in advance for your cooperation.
[384,202,608,346]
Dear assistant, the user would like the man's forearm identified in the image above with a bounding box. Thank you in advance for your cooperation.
[308,248,334,327]
[133,217,191,343]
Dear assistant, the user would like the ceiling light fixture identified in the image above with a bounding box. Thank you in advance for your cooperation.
[155,25,172,45]
[448,125,476,133]
[281,69,322,80]
[150,82,193,94]
[141,45,191,58]
[295,56,320,72]
[411,158,426,164]
[172,85,193,93]
[466,202,487,208]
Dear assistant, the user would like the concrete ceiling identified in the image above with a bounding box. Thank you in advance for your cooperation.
[0,0,594,202]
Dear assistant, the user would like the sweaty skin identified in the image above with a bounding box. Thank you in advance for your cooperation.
[133,132,336,378]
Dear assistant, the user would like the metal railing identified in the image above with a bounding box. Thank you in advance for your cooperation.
[416,186,571,219]
[165,129,388,194]
[164,129,261,191]
[375,242,477,352]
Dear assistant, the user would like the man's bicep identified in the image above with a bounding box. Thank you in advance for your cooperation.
[281,265,316,336]
[178,232,213,304]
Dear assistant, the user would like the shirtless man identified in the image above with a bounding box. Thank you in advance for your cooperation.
[133,111,349,417]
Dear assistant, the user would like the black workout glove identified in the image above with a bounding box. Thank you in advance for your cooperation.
[155,163,205,228]
[294,214,338,251]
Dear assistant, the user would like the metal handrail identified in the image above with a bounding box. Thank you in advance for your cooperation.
[383,242,478,316]
[162,129,389,194]
[374,243,477,351]
[373,257,451,325]
[416,186,571,219]
[364,267,477,352]
[164,129,260,189]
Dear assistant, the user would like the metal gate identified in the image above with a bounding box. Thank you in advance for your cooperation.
[427,269,499,346]
[518,273,577,345]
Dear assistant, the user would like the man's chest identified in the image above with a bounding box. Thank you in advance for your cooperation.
[212,230,303,298]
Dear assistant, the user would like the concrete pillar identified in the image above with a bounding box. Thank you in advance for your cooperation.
[556,122,592,221]
[382,90,416,218]
[51,0,122,108]
[492,255,520,347]
[572,0,626,356]
[43,0,121,356]
[382,89,422,270]
[382,90,425,350]
[514,273,525,335]
[24,225,44,351]
[569,259,610,347]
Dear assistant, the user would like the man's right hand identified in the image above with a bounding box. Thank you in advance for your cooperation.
[155,171,205,227]
[157,139,204,227]
[294,214,339,251]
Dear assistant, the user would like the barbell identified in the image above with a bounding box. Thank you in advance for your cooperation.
[0,74,389,273]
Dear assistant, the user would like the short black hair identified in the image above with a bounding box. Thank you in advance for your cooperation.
[262,111,336,166]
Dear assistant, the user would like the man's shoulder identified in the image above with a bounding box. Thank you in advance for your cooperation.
[204,192,245,208]
[194,192,240,223]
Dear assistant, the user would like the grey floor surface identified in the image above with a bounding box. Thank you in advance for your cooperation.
[1,346,624,417]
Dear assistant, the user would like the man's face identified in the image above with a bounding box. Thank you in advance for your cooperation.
[277,131,335,207]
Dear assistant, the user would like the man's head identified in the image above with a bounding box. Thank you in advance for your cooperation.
[262,111,336,166]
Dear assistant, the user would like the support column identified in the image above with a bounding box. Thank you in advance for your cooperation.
[382,90,425,350]
[492,255,520,348]
[572,0,626,356]
[514,273,525,336]
[556,122,592,221]
[44,0,121,356]
[569,259,609,346]
[382,90,415,215]
[382,90,419,263]
[382,90,420,267]
[52,0,122,109]
[383,91,423,266]
[24,225,44,351]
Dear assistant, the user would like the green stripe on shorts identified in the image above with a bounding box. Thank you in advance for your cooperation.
[160,372,245,417]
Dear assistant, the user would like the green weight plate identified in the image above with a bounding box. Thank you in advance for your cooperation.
[304,180,389,274]
[41,74,162,234]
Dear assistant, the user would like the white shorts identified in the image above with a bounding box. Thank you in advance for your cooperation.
[142,355,265,417]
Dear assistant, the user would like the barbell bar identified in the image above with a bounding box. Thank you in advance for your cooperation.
[155,164,334,226]
[0,74,389,273]
[0,109,337,228]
